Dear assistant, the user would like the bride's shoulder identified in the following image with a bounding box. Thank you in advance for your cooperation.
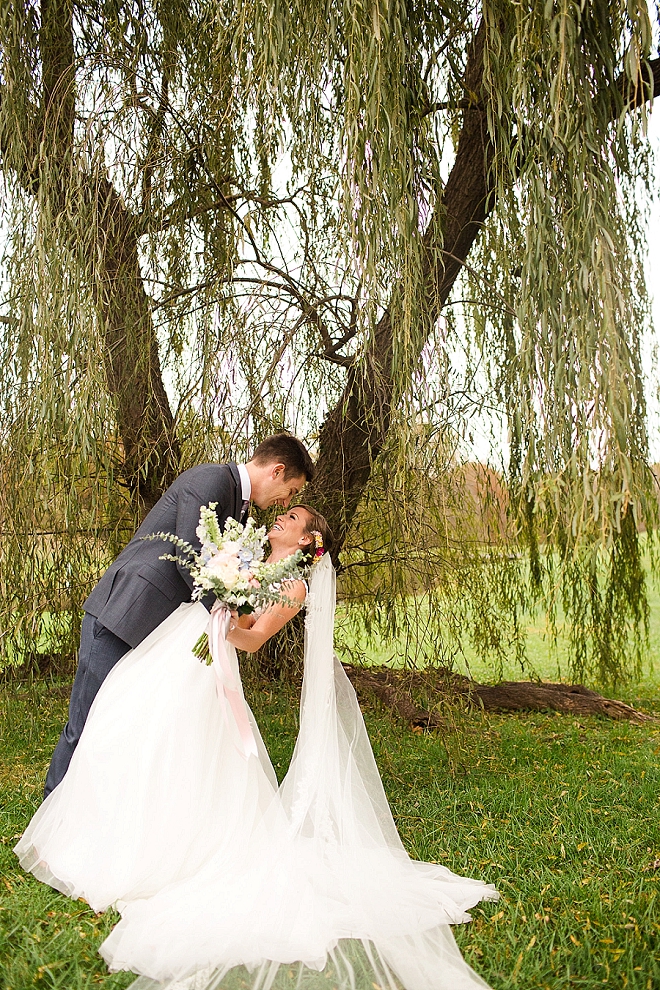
[274,576,308,608]
[287,577,309,603]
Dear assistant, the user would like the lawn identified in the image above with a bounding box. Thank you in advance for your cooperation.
[2,570,660,989]
[1,660,659,989]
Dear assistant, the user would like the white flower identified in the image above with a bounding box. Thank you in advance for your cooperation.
[205,552,241,589]
[220,540,241,556]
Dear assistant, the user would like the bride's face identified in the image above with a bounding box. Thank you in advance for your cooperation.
[268,508,314,555]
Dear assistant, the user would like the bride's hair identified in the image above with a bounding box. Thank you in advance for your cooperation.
[291,504,334,564]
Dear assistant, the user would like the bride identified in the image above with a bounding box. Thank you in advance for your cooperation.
[16,505,498,990]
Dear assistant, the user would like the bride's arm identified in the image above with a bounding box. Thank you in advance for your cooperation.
[225,580,306,653]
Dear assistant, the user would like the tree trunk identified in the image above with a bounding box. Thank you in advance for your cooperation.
[0,0,181,511]
[91,178,180,508]
[309,21,493,552]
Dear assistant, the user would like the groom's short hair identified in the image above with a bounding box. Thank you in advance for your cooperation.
[251,433,315,482]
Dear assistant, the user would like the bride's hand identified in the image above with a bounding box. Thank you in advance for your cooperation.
[228,611,257,632]
[225,581,306,653]
[237,613,258,629]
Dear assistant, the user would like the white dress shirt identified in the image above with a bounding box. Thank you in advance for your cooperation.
[237,464,251,515]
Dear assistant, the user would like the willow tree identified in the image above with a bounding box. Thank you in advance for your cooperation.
[0,0,658,685]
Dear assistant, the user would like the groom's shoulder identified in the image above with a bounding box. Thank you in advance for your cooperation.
[171,462,237,494]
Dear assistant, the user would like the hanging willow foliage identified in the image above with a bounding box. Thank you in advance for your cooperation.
[0,0,658,685]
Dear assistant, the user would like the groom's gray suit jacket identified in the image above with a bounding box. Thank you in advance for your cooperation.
[84,463,244,648]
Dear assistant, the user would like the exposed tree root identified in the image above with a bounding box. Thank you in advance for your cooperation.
[342,665,444,730]
[342,664,655,726]
[4,653,654,725]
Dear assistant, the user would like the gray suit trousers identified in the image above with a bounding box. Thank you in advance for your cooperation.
[44,613,131,797]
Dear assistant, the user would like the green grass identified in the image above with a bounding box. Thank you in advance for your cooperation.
[1,673,659,989]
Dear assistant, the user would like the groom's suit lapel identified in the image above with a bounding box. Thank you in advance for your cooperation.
[227,462,243,522]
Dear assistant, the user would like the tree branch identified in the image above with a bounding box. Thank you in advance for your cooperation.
[310,20,492,553]
[310,30,660,559]
[618,58,660,108]
[39,0,75,209]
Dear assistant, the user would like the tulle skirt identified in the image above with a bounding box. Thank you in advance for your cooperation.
[15,603,278,911]
[16,588,498,990]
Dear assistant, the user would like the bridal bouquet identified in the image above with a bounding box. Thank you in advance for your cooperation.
[144,504,305,663]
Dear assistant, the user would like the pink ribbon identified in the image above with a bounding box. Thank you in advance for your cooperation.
[209,604,258,760]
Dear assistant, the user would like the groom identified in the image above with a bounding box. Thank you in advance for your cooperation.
[44,433,315,797]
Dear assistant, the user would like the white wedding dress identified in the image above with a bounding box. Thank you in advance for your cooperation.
[16,556,498,990]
